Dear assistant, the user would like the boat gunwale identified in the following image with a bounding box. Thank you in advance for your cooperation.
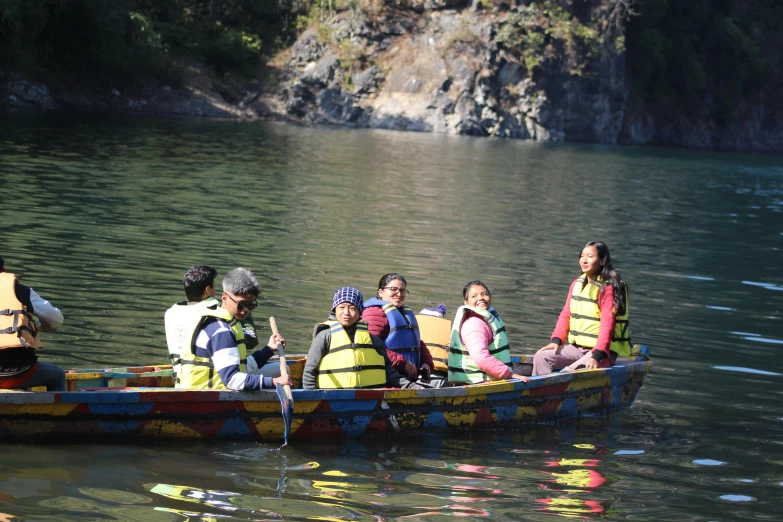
[0,359,652,406]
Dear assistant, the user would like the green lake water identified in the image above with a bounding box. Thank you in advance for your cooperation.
[1,112,782,520]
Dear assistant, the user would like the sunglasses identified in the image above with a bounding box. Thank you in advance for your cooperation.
[224,292,258,313]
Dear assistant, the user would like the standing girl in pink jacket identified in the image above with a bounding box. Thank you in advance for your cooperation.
[532,241,632,376]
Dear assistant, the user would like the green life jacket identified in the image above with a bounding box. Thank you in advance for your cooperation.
[448,306,511,384]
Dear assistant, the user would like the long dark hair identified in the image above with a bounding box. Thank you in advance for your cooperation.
[581,241,627,316]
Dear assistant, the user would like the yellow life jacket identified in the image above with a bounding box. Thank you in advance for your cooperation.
[448,306,511,384]
[0,272,42,350]
[317,321,387,389]
[415,314,451,374]
[567,275,631,357]
[176,306,247,390]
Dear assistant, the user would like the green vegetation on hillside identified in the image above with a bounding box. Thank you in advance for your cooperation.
[0,0,313,79]
[625,0,779,122]
[495,1,623,76]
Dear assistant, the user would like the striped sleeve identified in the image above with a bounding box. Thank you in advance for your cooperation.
[195,319,263,390]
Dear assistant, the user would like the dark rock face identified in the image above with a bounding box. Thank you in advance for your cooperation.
[272,4,632,144]
[405,0,473,11]
[289,29,324,67]
[1,76,57,110]
[301,54,342,89]
[353,66,383,95]
[316,87,367,125]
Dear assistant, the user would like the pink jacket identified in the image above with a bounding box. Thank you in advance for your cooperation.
[459,313,512,379]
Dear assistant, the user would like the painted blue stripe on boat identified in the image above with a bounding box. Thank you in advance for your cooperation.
[328,399,379,414]
[493,405,518,424]
[338,415,373,436]
[423,411,447,429]
[62,391,143,404]
[609,367,629,405]
[292,389,358,401]
[88,403,155,415]
[559,397,579,416]
[218,417,253,438]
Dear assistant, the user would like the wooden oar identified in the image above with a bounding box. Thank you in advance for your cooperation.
[269,317,293,446]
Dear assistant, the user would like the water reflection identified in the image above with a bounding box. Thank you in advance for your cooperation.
[0,417,779,520]
[536,456,610,519]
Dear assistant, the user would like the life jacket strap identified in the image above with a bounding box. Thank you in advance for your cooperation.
[569,329,599,339]
[571,313,600,322]
[321,364,386,374]
[389,324,419,334]
[326,343,376,355]
[388,346,419,353]
[488,344,509,355]
[448,365,484,375]
[179,359,214,368]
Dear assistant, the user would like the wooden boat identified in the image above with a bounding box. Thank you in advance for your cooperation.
[0,348,651,442]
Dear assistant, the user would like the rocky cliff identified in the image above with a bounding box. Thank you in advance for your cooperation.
[263,1,627,144]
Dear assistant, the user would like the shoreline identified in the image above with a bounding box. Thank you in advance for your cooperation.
[3,72,782,155]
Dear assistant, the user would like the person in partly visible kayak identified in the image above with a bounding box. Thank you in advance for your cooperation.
[0,256,66,391]
[164,265,279,385]
[173,267,291,390]
[361,273,434,384]
[415,304,450,388]
[532,241,631,376]
[448,281,529,385]
[302,287,419,390]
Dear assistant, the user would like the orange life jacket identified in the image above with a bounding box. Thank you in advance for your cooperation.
[0,272,42,350]
[415,314,451,374]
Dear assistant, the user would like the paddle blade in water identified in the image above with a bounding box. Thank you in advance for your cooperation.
[276,382,292,446]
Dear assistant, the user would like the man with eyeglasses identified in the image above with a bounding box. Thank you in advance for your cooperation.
[171,267,291,390]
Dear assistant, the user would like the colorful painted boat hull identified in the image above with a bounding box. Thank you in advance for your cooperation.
[0,350,652,441]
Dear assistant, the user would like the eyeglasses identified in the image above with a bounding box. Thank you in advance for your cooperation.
[382,286,409,296]
[224,292,258,313]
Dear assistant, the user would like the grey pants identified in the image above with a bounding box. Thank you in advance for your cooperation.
[532,344,590,376]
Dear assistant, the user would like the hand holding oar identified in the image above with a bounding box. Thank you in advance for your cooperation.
[269,317,294,446]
